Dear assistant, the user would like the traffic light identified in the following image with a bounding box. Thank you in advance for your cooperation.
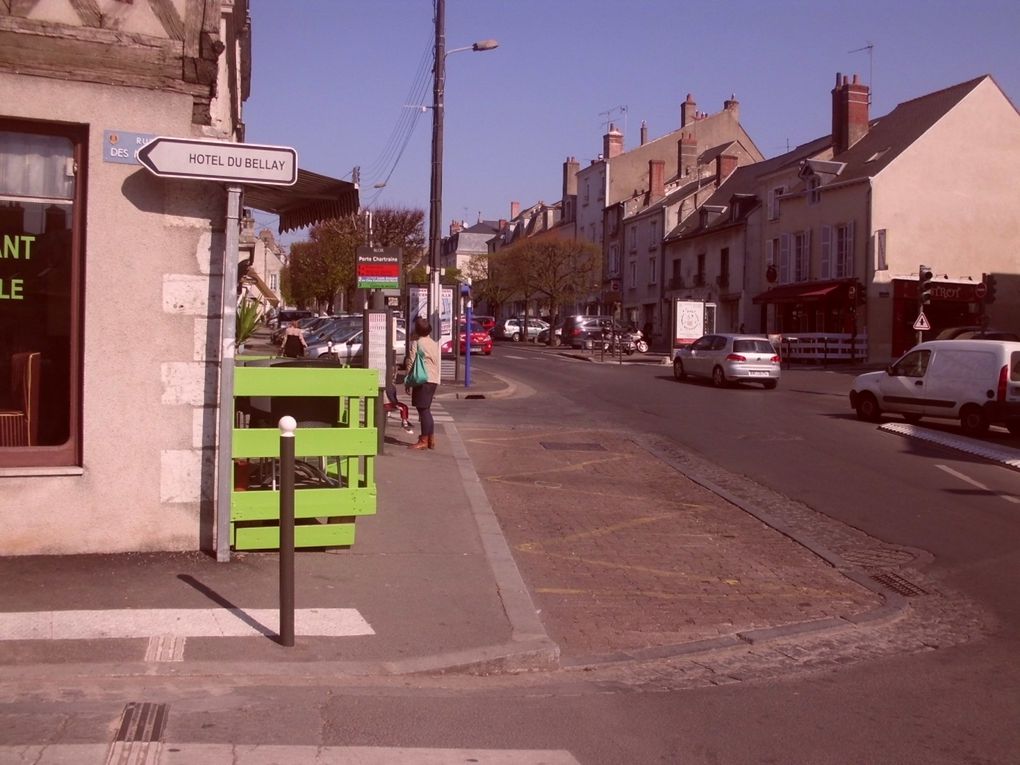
[985,273,997,304]
[919,265,934,305]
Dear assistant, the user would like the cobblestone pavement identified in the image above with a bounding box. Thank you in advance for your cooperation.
[456,422,993,688]
[462,425,882,663]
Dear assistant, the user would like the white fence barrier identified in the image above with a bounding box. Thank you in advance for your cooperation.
[770,333,868,364]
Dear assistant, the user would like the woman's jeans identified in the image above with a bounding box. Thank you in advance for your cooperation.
[411,382,437,436]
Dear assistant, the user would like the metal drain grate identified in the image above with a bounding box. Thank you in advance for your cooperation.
[106,702,168,765]
[539,442,607,452]
[871,572,927,597]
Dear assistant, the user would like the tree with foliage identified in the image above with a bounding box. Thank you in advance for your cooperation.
[491,238,602,341]
[281,207,425,313]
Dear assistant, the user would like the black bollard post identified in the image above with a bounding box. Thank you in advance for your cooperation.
[278,415,296,647]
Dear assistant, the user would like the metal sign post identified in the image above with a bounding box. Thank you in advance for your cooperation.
[138,137,298,563]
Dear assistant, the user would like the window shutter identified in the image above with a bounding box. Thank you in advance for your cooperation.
[847,220,855,276]
[766,238,775,267]
[779,233,791,284]
[820,225,832,279]
[806,228,813,280]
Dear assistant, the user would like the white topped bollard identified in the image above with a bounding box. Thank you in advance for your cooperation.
[278,415,297,647]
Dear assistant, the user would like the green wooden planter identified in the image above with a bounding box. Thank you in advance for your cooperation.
[231,365,379,550]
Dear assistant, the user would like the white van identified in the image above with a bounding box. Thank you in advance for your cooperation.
[849,340,1020,435]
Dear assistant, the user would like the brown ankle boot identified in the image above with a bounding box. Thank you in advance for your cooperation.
[427,434,436,450]
[409,436,429,450]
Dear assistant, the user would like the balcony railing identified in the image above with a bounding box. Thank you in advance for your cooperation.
[694,274,706,287]
[668,277,685,289]
[716,274,730,288]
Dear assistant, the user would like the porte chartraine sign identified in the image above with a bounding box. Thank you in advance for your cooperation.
[356,246,401,290]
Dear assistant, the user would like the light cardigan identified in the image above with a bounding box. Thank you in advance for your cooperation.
[406,335,441,385]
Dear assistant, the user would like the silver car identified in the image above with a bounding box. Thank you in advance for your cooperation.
[672,334,781,389]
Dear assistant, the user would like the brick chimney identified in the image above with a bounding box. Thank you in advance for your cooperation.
[510,200,520,219]
[715,153,738,185]
[603,123,624,158]
[648,159,665,203]
[562,156,579,201]
[678,132,698,178]
[449,220,464,236]
[498,219,507,232]
[681,93,697,127]
[640,120,648,146]
[831,72,870,154]
[723,94,740,121]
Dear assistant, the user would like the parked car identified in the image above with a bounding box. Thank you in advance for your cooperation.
[496,317,548,342]
[672,334,781,389]
[849,339,1020,435]
[561,315,617,349]
[536,321,564,345]
[472,315,496,335]
[934,326,1019,342]
[307,324,406,364]
[442,321,493,356]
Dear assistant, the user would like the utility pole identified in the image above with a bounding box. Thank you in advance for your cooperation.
[428,0,446,340]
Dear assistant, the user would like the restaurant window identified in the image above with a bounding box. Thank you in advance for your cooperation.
[0,121,84,467]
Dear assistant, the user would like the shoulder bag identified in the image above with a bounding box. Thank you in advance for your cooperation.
[405,343,428,387]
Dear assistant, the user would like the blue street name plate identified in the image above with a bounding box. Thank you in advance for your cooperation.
[103,130,157,164]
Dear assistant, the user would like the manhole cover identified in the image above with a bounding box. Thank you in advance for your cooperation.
[539,442,606,452]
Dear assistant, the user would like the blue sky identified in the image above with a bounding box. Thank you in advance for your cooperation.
[244,0,1020,245]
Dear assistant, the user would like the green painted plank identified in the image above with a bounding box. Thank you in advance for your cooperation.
[232,522,356,550]
[234,366,380,397]
[231,487,377,520]
[233,428,377,458]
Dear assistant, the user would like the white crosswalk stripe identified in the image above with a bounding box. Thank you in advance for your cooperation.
[0,608,374,641]
[0,744,582,764]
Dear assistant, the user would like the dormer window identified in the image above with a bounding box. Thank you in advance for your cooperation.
[768,186,785,220]
[808,176,821,205]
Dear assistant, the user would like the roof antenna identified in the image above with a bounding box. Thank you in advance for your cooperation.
[848,42,874,105]
[598,105,629,144]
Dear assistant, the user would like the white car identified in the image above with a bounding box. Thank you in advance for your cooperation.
[673,334,781,389]
[849,339,1020,435]
[308,326,406,364]
[497,317,549,342]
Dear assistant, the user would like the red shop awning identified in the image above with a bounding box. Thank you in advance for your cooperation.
[753,280,848,304]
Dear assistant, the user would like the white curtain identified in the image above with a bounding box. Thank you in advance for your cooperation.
[0,131,74,200]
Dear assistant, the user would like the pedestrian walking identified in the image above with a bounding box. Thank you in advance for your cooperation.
[281,320,307,358]
[404,316,440,450]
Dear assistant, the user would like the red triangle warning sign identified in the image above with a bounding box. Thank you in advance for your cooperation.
[913,312,931,331]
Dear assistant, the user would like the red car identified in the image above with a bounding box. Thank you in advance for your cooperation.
[472,315,496,335]
[442,321,493,356]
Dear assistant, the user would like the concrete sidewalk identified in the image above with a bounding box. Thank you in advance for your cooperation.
[0,367,901,681]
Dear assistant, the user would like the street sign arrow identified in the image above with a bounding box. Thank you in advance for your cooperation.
[137,137,297,185]
[913,311,931,331]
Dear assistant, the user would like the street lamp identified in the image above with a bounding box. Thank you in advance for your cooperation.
[428,0,497,340]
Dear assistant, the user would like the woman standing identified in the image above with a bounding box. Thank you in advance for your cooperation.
[404,316,441,450]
